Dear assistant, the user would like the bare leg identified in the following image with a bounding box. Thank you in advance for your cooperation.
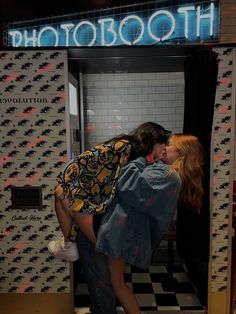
[48,185,79,261]
[54,185,73,240]
[108,256,140,314]
[72,212,96,244]
[54,184,96,243]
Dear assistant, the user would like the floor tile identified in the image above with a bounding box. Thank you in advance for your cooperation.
[74,307,90,314]
[175,293,201,306]
[140,307,158,312]
[132,272,152,282]
[150,272,169,282]
[124,272,132,282]
[132,282,154,293]
[157,305,181,311]
[149,265,167,273]
[131,265,147,273]
[152,282,175,294]
[136,293,157,307]
[174,282,196,293]
[173,272,190,282]
[74,263,205,313]
[155,293,179,306]
[140,311,159,314]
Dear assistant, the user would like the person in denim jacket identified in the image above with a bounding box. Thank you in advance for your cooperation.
[96,157,181,269]
[48,122,170,262]
[95,134,204,314]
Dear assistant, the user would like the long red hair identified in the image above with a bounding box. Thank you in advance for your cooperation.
[170,134,205,213]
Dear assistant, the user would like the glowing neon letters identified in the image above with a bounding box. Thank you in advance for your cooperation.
[8,3,218,47]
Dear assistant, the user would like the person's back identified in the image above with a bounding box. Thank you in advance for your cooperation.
[94,134,204,314]
[57,138,132,214]
[96,157,181,269]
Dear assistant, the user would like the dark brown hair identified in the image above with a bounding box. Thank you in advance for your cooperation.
[107,122,171,161]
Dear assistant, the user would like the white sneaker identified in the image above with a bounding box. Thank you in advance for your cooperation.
[48,237,79,262]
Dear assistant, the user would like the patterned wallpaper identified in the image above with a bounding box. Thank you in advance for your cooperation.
[0,47,235,299]
[210,47,235,292]
[0,50,71,293]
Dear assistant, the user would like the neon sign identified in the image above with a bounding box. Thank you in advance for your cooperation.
[7,1,219,47]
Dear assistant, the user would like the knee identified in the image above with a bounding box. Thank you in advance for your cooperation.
[54,185,64,199]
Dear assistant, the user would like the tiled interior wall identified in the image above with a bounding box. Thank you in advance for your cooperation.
[83,72,185,149]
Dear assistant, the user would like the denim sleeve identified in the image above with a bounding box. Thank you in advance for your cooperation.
[76,229,117,314]
[117,159,181,218]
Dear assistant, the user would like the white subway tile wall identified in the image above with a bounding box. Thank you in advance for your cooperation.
[83,72,185,149]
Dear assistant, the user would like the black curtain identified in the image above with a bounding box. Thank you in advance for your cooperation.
[176,50,218,304]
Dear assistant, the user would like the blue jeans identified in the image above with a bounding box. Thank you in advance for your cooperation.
[76,229,117,314]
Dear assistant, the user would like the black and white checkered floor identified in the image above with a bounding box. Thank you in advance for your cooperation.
[74,264,206,313]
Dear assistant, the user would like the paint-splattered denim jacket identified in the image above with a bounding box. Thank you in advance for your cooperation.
[96,157,181,269]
